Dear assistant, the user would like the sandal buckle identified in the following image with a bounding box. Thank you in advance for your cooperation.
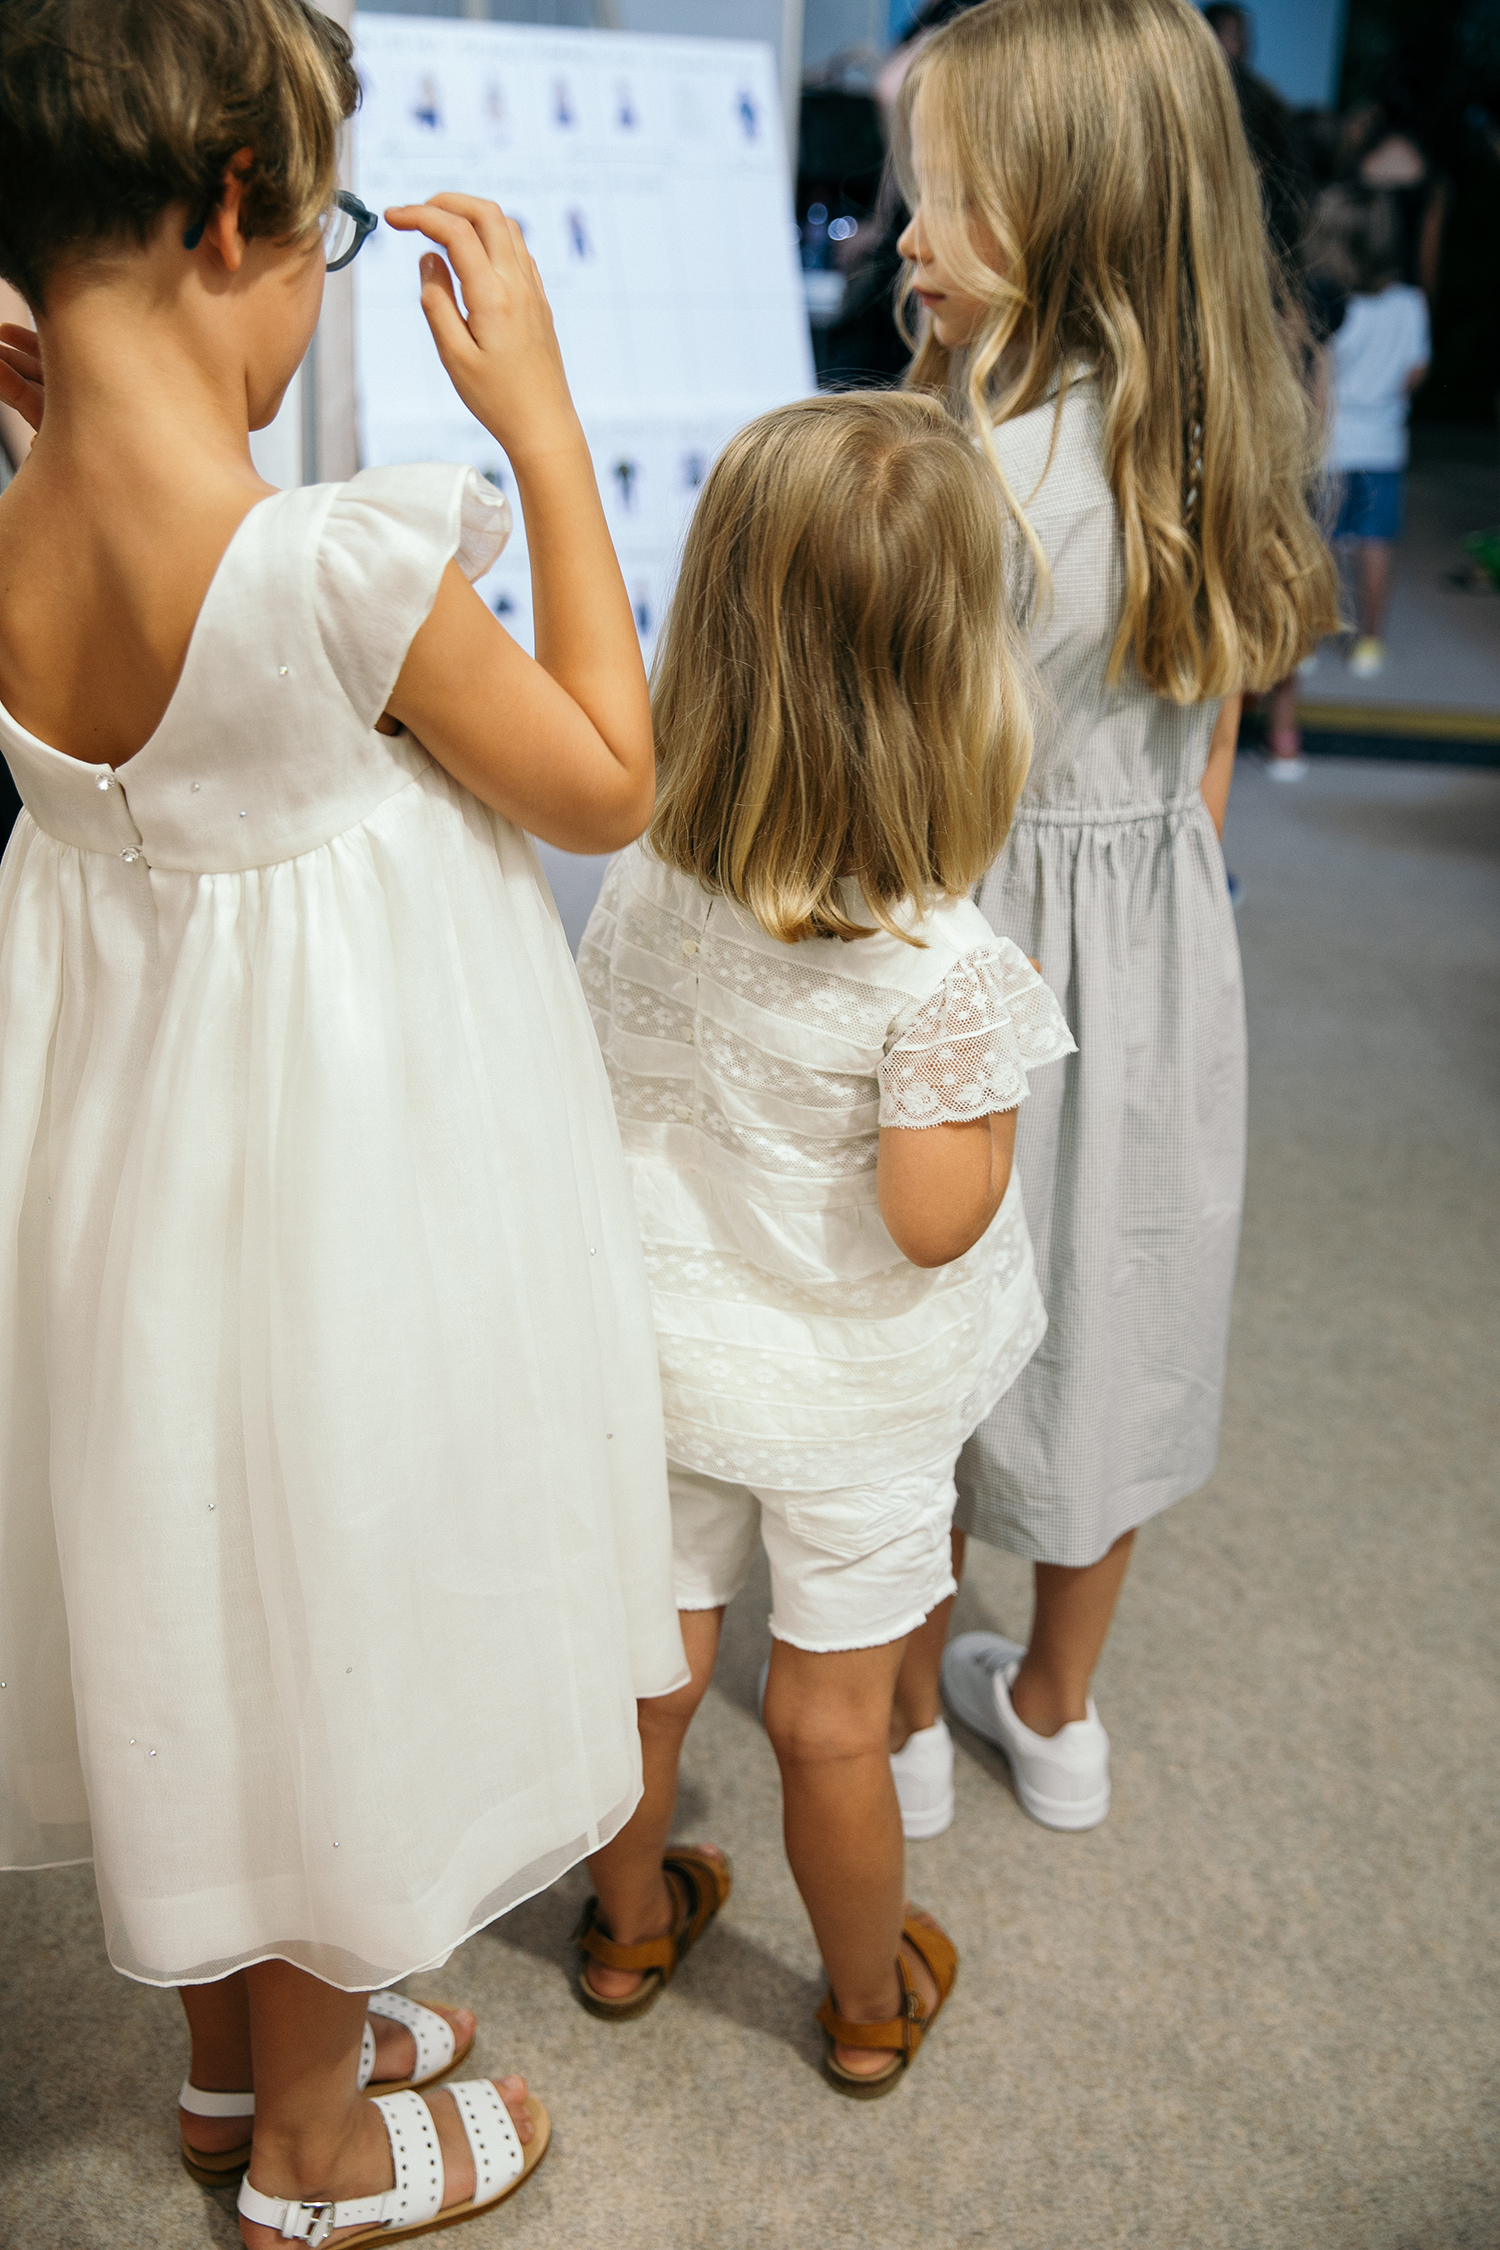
[292,2200,337,2245]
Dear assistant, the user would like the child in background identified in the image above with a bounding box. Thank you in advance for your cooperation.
[887,0,1340,1833]
[1325,185,1431,677]
[0,0,684,2239]
[572,393,1074,2095]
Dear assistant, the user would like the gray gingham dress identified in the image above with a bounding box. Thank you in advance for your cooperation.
[954,379,1247,1568]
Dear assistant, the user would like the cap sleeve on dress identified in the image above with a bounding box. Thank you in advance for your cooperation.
[314,463,513,728]
[877,939,1076,1128]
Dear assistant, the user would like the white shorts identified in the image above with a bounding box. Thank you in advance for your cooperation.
[669,1460,960,1654]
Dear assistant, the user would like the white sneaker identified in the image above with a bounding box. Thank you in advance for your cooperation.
[758,1660,957,1841]
[889,1718,955,1840]
[940,1633,1111,1831]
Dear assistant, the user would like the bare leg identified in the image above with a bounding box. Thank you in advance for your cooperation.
[1357,540,1393,639]
[178,1973,253,2158]
[1265,674,1301,759]
[177,1969,476,2162]
[238,1960,533,2250]
[891,1528,966,1749]
[764,1636,939,2077]
[583,1606,725,2002]
[1009,1528,1136,1737]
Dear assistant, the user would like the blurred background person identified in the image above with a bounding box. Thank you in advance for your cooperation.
[1321,183,1432,674]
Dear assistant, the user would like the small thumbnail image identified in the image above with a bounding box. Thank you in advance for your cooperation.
[411,73,443,132]
[482,569,535,654]
[565,208,593,262]
[483,79,508,137]
[680,450,708,493]
[736,86,760,141]
[615,78,639,130]
[612,456,641,512]
[480,464,509,498]
[552,75,576,128]
[633,581,654,639]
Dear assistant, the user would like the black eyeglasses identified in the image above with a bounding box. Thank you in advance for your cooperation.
[321,191,378,273]
[183,188,377,272]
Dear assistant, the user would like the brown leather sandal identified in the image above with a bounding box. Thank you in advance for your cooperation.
[573,1845,732,2021]
[816,1909,958,2100]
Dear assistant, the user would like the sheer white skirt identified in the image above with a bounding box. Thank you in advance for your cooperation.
[0,765,685,1987]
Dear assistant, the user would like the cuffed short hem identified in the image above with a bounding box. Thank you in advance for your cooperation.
[767,1572,957,1656]
[669,1460,959,1653]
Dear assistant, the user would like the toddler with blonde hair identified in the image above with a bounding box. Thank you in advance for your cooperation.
[571,390,1074,2095]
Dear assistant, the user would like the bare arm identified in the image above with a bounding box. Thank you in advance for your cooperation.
[877,1108,1018,1269]
[1200,692,1241,840]
[381,196,653,852]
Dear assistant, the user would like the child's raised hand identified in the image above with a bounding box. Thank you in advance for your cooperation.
[0,324,44,433]
[384,195,576,467]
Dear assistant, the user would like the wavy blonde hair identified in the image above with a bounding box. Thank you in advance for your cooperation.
[649,392,1032,947]
[896,0,1340,701]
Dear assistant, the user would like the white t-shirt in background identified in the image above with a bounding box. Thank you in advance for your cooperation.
[1329,284,1432,471]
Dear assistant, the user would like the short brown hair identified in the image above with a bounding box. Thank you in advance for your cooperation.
[0,0,358,307]
[648,392,1033,949]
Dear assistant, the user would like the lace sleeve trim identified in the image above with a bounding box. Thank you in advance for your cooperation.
[876,942,1075,1129]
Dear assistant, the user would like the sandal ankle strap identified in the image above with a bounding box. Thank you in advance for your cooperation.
[178,2079,255,2119]
[816,1955,923,2060]
[573,1895,679,1980]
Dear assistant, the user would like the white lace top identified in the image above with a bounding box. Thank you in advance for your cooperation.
[580,846,1076,1489]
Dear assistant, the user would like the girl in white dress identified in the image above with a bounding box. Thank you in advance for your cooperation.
[888,0,1340,1830]
[570,393,1075,2096]
[0,1,683,2239]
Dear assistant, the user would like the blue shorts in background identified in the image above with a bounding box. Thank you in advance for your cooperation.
[1332,467,1406,542]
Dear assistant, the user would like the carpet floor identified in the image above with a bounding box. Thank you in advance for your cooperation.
[2,754,1496,2250]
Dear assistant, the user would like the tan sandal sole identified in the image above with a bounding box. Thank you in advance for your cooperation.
[181,2134,253,2187]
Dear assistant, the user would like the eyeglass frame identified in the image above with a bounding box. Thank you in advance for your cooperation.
[324,190,378,273]
[182,188,378,272]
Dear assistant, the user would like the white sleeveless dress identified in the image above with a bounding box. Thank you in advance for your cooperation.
[0,464,686,1990]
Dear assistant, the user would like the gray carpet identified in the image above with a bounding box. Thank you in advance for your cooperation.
[2,755,1496,2250]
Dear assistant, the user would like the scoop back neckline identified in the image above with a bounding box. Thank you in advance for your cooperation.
[0,487,285,775]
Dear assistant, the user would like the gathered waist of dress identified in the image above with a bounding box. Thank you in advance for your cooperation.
[1010,788,1205,829]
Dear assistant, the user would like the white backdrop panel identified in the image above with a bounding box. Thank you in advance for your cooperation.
[353,13,815,677]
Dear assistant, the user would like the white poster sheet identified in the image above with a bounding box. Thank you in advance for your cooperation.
[352,14,815,663]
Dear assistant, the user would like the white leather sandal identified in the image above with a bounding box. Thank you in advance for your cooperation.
[236,2082,549,2244]
[178,1991,475,2185]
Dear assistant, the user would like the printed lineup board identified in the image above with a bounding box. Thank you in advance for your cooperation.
[352,14,816,660]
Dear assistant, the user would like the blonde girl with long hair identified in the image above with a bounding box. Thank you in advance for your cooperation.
[571,391,1075,2094]
[889,0,1340,1832]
